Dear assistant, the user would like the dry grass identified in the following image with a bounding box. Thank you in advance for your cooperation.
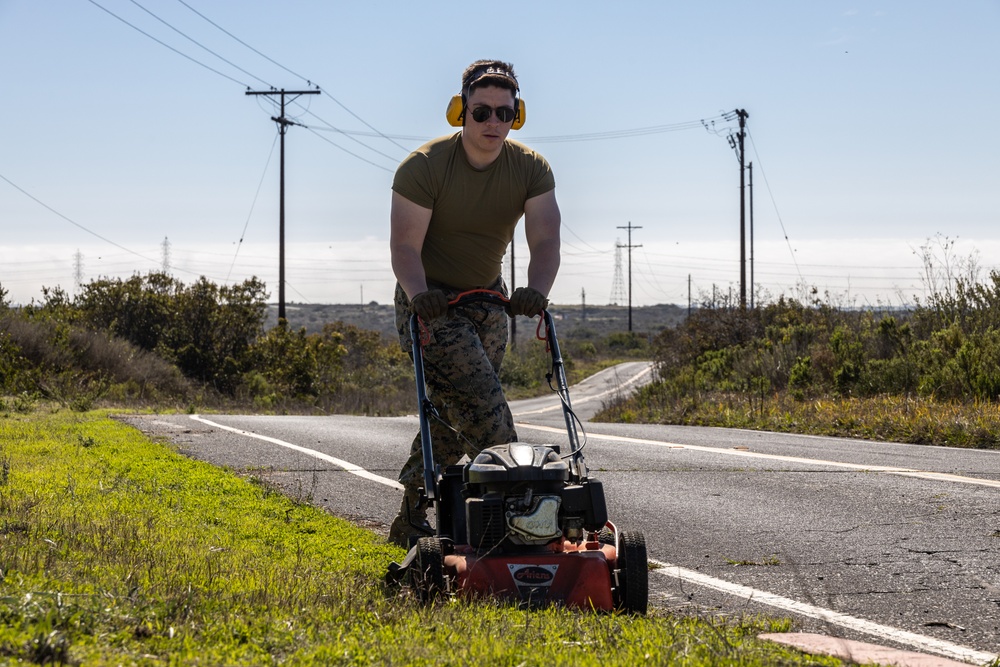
[600,388,1000,449]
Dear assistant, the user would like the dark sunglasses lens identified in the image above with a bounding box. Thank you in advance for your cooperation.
[495,106,515,123]
[471,106,516,123]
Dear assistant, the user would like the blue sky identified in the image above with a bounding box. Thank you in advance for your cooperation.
[2,1,998,308]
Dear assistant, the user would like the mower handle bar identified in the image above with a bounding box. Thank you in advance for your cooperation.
[408,288,584,504]
[446,288,520,316]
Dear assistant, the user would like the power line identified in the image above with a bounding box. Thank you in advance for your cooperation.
[301,120,401,165]
[227,130,279,282]
[748,128,802,283]
[92,0,407,168]
[528,117,724,144]
[561,223,610,254]
[84,0,248,87]
[174,0,307,81]
[0,172,159,265]
[126,0,273,88]
[304,127,395,173]
[174,0,411,153]
[314,92,412,154]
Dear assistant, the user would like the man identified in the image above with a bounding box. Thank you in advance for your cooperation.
[387,59,562,548]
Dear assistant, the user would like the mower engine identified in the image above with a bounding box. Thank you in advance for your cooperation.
[460,443,607,552]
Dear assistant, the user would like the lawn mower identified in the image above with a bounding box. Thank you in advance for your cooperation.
[386,290,648,613]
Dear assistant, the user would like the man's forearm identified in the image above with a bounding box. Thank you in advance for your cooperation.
[526,238,561,296]
[391,247,429,300]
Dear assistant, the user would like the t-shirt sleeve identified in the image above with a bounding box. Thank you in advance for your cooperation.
[392,151,436,209]
[526,152,556,199]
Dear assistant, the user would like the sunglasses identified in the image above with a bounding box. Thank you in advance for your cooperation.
[469,104,517,124]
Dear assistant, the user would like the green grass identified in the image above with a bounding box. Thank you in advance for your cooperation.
[0,409,845,666]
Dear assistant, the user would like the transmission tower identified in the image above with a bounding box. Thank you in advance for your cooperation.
[609,240,626,306]
[161,236,171,273]
[73,250,84,292]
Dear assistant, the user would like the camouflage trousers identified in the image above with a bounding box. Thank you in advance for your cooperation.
[393,279,517,521]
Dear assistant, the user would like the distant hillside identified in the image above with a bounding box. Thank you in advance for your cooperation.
[267,302,688,343]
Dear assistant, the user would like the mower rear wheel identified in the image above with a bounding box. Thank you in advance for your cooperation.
[615,530,648,614]
[411,536,447,603]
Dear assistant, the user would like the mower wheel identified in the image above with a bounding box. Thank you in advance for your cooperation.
[615,531,648,614]
[411,536,447,603]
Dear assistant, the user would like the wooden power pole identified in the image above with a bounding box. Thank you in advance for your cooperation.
[616,222,642,332]
[245,87,320,322]
[727,109,749,310]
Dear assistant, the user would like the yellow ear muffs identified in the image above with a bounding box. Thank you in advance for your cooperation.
[446,95,465,127]
[446,95,527,129]
[511,99,526,130]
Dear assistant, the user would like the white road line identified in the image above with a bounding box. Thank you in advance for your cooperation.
[189,415,403,490]
[516,423,1000,489]
[189,414,997,663]
[513,364,652,416]
[650,559,998,665]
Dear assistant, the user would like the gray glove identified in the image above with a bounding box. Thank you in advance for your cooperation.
[410,289,449,320]
[509,287,548,317]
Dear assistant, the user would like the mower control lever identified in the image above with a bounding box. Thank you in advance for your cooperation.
[446,289,517,316]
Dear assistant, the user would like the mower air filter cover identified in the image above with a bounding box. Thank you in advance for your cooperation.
[466,443,569,484]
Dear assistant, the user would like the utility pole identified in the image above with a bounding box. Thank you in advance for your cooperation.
[245,87,320,322]
[749,161,754,309]
[617,222,642,332]
[687,274,692,318]
[727,109,749,310]
[581,287,586,322]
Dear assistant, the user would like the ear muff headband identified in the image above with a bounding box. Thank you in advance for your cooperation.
[447,65,525,129]
[446,95,526,130]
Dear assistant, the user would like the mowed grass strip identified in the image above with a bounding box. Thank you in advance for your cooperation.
[0,410,842,666]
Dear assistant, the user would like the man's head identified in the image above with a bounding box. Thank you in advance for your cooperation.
[461,60,519,100]
[447,60,525,131]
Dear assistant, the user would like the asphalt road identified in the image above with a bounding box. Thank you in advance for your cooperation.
[120,361,1000,665]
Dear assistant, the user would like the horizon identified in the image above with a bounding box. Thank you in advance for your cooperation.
[2,2,997,309]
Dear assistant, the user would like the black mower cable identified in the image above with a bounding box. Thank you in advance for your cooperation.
[545,371,589,459]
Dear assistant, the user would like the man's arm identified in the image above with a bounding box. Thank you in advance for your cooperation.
[389,191,433,300]
[523,189,562,296]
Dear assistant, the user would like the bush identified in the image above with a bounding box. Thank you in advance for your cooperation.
[649,287,980,403]
[28,273,269,395]
[2,311,196,407]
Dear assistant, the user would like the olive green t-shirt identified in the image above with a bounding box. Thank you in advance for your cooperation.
[392,132,556,290]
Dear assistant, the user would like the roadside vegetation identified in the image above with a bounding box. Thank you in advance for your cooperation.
[3,235,997,663]
[0,410,842,665]
[0,273,645,416]
[598,237,1000,449]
